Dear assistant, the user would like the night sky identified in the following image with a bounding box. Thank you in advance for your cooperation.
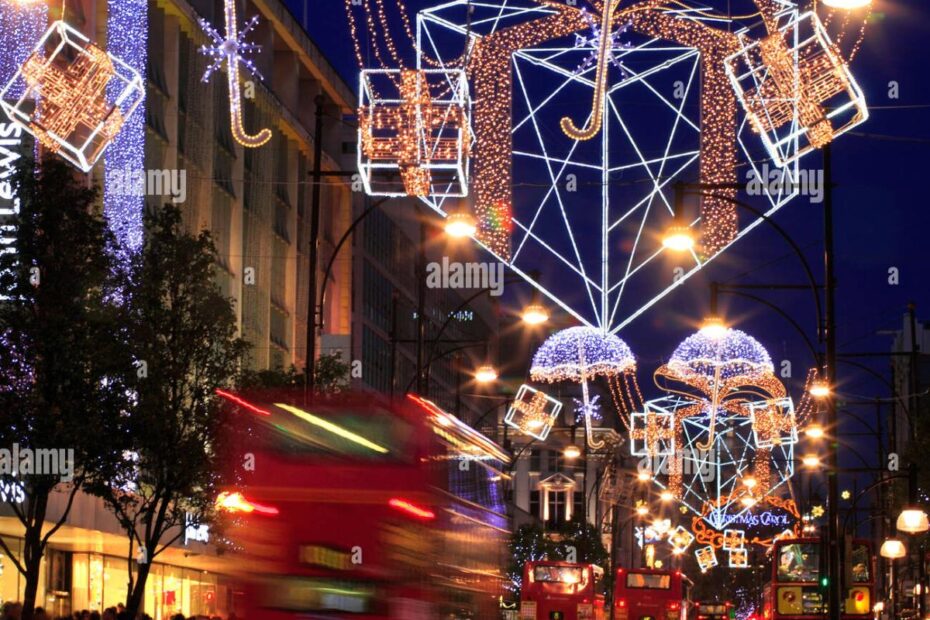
[285,0,930,502]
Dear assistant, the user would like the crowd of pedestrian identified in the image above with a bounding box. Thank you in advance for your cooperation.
[1,602,237,620]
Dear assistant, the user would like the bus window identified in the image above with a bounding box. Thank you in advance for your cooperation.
[626,572,671,589]
[777,543,820,582]
[533,565,588,587]
[851,544,871,583]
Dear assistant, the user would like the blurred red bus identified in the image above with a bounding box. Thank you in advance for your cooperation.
[519,561,606,620]
[613,568,690,620]
[216,390,511,619]
[761,537,874,619]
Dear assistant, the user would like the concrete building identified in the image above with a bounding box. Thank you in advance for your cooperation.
[891,305,930,458]
[0,0,357,614]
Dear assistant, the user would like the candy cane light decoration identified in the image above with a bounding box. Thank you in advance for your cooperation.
[199,0,272,148]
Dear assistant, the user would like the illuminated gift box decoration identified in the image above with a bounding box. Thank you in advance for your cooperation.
[729,547,749,568]
[696,545,718,571]
[725,10,868,168]
[746,397,798,449]
[669,525,695,554]
[722,528,746,551]
[505,384,563,441]
[630,400,675,458]
[358,68,470,198]
[0,21,144,173]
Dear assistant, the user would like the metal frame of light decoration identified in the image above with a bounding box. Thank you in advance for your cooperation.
[413,0,811,332]
[357,68,471,198]
[724,10,868,168]
[0,20,144,173]
[643,395,796,530]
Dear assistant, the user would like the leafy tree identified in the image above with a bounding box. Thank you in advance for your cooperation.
[0,158,128,620]
[314,351,350,394]
[87,205,248,617]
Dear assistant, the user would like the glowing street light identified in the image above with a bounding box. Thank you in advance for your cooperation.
[563,445,582,459]
[805,424,825,439]
[637,470,652,482]
[444,212,477,239]
[662,225,695,252]
[521,303,549,326]
[474,365,498,384]
[636,505,649,517]
[660,490,674,502]
[897,507,930,534]
[802,454,821,468]
[810,381,832,399]
[880,538,907,560]
[821,0,871,9]
[699,316,728,340]
[743,476,758,490]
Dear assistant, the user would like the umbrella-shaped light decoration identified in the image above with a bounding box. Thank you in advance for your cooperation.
[530,326,639,449]
[642,323,800,532]
[660,323,775,450]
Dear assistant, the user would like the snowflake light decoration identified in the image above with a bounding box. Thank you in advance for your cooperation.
[573,394,602,425]
[199,0,271,148]
[573,9,632,78]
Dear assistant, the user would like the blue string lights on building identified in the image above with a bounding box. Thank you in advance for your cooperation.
[105,0,147,253]
[0,2,46,94]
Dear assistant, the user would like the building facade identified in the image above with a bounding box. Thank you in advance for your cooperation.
[0,0,357,614]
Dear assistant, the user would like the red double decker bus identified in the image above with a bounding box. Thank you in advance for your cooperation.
[519,561,606,620]
[216,390,511,619]
[612,568,690,620]
[761,537,874,619]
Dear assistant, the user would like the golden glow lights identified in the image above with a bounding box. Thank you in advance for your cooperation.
[897,507,930,534]
[358,68,470,199]
[474,365,498,383]
[662,225,695,252]
[198,0,272,148]
[0,21,145,172]
[275,403,390,454]
[521,303,549,326]
[505,384,563,441]
[559,0,620,141]
[444,211,477,239]
[724,10,869,168]
[880,538,907,560]
[802,454,821,468]
[822,0,871,8]
[810,381,832,398]
[216,491,279,516]
[563,445,582,459]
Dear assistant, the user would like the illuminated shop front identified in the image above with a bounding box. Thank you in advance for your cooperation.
[0,496,237,619]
